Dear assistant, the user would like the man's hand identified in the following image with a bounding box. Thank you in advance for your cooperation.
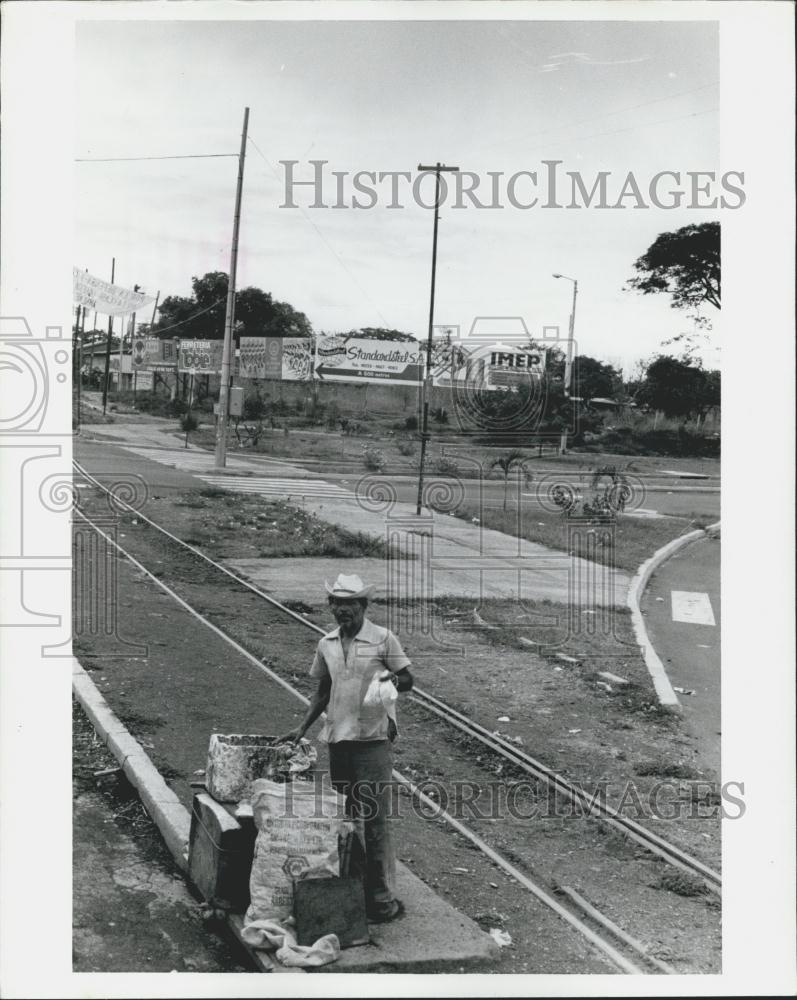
[276,727,304,745]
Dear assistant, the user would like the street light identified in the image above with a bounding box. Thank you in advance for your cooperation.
[553,273,578,456]
[415,162,460,516]
[552,273,578,397]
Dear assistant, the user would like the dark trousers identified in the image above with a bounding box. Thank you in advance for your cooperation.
[328,740,395,914]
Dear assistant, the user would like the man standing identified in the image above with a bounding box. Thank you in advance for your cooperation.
[279,573,413,923]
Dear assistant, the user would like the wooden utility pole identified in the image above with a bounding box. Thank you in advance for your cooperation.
[72,304,81,429]
[214,107,250,469]
[415,163,459,515]
[102,258,115,414]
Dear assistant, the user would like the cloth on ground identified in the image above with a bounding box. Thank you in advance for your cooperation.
[240,916,340,968]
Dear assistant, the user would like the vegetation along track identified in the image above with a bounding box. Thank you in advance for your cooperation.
[73,459,720,974]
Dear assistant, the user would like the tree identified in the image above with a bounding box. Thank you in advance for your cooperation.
[571,355,621,404]
[627,221,720,311]
[154,272,313,340]
[490,449,528,511]
[344,327,418,342]
[638,355,717,420]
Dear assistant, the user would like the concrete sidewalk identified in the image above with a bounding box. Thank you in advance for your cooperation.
[80,423,630,607]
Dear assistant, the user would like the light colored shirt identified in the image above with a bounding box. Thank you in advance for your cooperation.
[310,618,411,743]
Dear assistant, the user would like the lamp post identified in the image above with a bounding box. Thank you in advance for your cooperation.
[553,273,578,454]
[415,162,459,516]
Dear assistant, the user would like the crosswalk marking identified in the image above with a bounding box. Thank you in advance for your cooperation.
[671,591,716,626]
[198,475,352,500]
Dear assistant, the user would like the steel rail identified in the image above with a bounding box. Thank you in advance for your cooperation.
[409,688,721,893]
[72,459,721,896]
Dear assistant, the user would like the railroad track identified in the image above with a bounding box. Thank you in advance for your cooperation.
[73,458,719,974]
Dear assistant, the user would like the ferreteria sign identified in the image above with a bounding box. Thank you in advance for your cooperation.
[314,335,424,385]
[178,339,224,374]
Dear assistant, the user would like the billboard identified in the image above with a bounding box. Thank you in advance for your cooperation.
[281,338,314,381]
[314,335,424,385]
[131,336,178,370]
[178,339,224,374]
[432,339,545,390]
[239,337,284,379]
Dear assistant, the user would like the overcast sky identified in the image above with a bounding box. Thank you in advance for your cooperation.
[76,18,721,373]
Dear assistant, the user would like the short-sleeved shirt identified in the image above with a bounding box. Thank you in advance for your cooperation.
[310,618,411,743]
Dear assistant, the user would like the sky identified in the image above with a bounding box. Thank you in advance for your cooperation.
[76,17,721,374]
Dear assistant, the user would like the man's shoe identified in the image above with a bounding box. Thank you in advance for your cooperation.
[367,899,405,924]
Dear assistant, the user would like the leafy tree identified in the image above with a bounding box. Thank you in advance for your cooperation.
[571,355,621,404]
[154,272,313,340]
[344,327,418,342]
[627,222,720,311]
[490,450,528,511]
[638,355,719,420]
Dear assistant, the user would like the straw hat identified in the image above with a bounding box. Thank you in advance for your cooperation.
[324,573,374,599]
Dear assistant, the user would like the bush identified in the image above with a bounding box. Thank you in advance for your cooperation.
[243,394,268,421]
[576,426,720,458]
[180,412,199,432]
[431,406,449,425]
[397,439,416,457]
[433,456,460,477]
[362,445,386,472]
[404,415,418,431]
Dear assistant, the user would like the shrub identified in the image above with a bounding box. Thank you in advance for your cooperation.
[243,394,268,421]
[404,415,418,431]
[180,412,199,432]
[397,439,416,457]
[431,406,449,425]
[433,456,460,477]
[362,445,386,472]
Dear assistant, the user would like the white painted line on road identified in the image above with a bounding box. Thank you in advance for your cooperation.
[671,591,716,626]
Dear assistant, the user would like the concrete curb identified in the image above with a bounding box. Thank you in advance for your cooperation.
[72,657,191,871]
[627,521,721,707]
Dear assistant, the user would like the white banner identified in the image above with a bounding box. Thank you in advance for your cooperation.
[73,268,155,316]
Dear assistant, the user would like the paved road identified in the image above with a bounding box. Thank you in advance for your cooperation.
[641,535,721,777]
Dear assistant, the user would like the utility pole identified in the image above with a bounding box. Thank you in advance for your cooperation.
[214,107,250,469]
[102,257,115,414]
[553,273,578,454]
[72,304,81,430]
[78,303,86,427]
[415,162,459,516]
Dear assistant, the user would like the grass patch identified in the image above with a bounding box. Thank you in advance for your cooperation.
[169,489,410,560]
[654,869,710,897]
[446,502,709,571]
[633,757,702,780]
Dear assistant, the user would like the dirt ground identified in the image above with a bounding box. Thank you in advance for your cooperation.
[73,701,250,973]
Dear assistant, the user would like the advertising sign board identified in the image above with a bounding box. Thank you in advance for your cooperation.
[178,339,224,374]
[314,335,424,385]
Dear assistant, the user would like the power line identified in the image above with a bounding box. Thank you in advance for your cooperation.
[75,154,238,163]
[146,298,225,336]
[246,134,394,329]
